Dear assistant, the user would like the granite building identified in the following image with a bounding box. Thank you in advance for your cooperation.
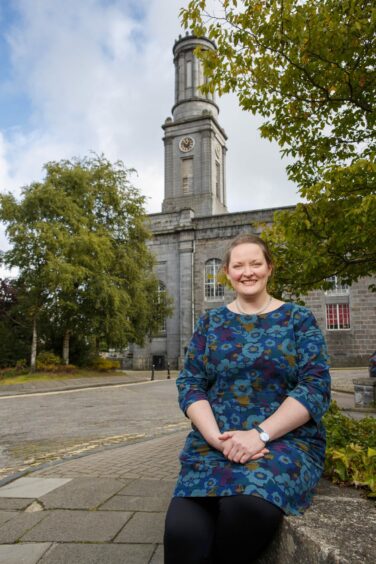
[131,34,376,370]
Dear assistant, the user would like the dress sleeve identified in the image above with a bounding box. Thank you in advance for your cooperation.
[287,308,331,424]
[176,312,210,415]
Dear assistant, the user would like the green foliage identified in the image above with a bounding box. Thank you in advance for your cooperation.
[182,0,374,186]
[182,1,376,292]
[0,155,173,364]
[36,351,62,370]
[323,402,376,496]
[0,279,31,368]
[262,159,376,297]
[91,356,120,371]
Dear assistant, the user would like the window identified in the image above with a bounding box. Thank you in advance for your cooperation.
[186,60,192,89]
[326,303,350,330]
[156,281,167,333]
[325,276,350,330]
[324,276,349,296]
[215,161,221,200]
[181,158,193,194]
[205,259,224,301]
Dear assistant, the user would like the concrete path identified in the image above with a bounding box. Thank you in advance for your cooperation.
[0,368,374,563]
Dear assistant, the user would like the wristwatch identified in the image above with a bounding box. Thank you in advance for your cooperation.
[254,425,270,444]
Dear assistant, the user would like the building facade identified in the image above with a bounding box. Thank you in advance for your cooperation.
[131,34,376,370]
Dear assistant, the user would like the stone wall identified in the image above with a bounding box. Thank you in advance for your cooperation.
[304,277,376,366]
[133,207,375,369]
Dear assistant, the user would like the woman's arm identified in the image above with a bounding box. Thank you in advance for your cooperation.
[186,400,224,451]
[220,396,310,463]
[188,400,269,459]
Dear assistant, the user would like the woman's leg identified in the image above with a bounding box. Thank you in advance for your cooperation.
[164,497,217,564]
[214,495,284,564]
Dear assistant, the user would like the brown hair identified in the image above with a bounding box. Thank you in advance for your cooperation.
[222,233,273,270]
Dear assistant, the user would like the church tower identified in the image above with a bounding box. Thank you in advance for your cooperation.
[162,34,228,216]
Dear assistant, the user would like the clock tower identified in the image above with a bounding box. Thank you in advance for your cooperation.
[162,34,228,217]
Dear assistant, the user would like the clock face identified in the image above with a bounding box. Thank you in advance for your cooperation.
[179,136,195,152]
[215,143,221,158]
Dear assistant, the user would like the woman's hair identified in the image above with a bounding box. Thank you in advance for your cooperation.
[222,233,273,269]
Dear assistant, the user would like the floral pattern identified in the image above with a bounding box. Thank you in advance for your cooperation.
[174,303,331,515]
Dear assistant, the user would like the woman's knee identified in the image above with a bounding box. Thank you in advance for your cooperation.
[164,498,215,563]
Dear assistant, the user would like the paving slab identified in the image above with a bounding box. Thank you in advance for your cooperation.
[0,478,71,499]
[0,512,48,543]
[150,544,164,564]
[38,542,155,564]
[0,498,33,510]
[0,511,18,527]
[40,477,127,509]
[22,510,133,542]
[0,543,51,564]
[118,478,175,498]
[100,494,170,512]
[114,512,165,544]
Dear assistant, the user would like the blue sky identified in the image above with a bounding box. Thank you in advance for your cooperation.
[0,0,298,276]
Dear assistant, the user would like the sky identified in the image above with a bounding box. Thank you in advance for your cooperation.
[0,0,300,277]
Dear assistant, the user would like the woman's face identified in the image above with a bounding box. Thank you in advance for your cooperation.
[225,243,272,299]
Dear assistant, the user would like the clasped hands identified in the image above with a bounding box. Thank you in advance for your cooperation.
[212,430,269,464]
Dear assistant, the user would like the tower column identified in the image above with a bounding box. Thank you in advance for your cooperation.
[162,34,228,218]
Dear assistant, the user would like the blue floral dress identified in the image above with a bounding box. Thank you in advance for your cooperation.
[174,303,331,516]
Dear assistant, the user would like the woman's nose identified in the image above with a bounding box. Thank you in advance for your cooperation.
[242,266,253,276]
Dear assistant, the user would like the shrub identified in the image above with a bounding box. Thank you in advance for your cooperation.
[36,351,62,371]
[91,356,120,371]
[324,401,376,497]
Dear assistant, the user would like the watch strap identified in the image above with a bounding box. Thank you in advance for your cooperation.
[254,424,270,443]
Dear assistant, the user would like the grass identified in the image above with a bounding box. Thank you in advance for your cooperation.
[0,368,124,386]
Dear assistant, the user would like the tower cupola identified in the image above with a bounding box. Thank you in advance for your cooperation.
[172,33,219,121]
[162,34,228,217]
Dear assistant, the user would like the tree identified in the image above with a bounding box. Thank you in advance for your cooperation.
[182,1,376,293]
[0,278,30,368]
[0,155,171,368]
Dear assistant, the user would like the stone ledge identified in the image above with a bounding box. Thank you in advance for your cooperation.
[257,479,376,564]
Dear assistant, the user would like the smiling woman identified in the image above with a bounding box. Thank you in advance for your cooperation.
[223,233,284,316]
[164,233,331,564]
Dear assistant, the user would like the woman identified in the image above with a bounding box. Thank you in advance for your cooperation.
[164,234,331,564]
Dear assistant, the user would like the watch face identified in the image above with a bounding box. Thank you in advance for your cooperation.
[179,136,195,152]
[260,431,269,443]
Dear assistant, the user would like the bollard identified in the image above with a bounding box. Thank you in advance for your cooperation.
[167,363,171,379]
[151,364,155,381]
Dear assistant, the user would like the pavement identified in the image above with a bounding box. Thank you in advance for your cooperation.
[0,368,374,564]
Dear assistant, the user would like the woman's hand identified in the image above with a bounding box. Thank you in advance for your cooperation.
[219,430,269,463]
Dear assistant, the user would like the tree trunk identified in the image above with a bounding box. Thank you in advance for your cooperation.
[63,330,70,365]
[30,317,37,372]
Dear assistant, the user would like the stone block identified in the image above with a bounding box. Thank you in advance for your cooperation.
[118,478,175,498]
[0,498,33,511]
[0,543,51,564]
[100,494,170,512]
[0,478,71,499]
[114,512,165,544]
[40,477,125,509]
[21,510,133,542]
[0,510,18,526]
[353,378,376,407]
[0,512,48,543]
[150,544,164,564]
[39,543,155,564]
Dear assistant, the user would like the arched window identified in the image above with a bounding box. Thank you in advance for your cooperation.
[205,259,224,301]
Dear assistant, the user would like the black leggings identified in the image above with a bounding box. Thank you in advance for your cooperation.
[164,495,283,564]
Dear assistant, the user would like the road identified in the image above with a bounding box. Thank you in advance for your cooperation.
[0,379,188,480]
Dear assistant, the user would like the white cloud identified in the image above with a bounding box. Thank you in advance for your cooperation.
[0,0,299,272]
